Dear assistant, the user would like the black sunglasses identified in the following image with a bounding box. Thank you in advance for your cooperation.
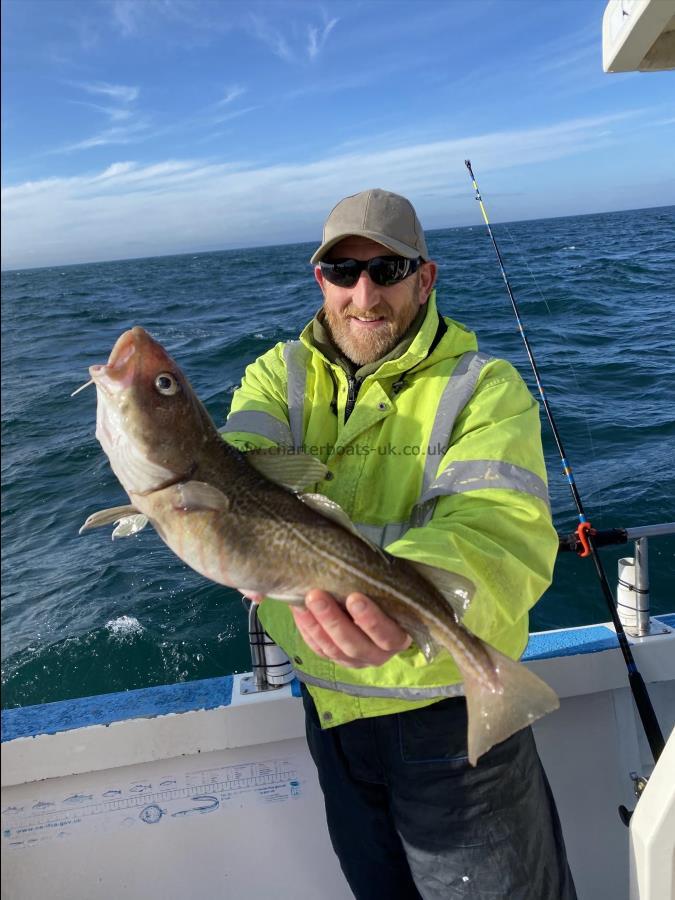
[319,255,422,288]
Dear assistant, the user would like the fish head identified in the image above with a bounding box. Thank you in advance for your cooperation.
[90,327,213,496]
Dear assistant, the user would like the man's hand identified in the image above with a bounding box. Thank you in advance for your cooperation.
[291,590,412,668]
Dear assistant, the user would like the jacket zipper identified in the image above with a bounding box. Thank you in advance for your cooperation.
[344,375,362,423]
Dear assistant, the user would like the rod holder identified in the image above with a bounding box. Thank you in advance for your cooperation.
[241,600,294,694]
[617,537,651,636]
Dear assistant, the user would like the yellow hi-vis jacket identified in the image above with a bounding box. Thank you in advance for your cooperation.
[222,291,558,728]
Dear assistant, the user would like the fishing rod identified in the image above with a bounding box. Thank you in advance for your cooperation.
[464,159,665,766]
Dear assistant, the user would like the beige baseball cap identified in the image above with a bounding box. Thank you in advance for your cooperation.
[310,188,430,264]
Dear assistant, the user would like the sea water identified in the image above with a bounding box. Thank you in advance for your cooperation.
[2,205,674,707]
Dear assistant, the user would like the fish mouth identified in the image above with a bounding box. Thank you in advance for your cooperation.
[89,327,148,394]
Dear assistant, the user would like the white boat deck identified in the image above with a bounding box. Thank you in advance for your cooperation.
[2,615,674,900]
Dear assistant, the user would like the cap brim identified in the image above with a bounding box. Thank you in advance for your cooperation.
[310,231,427,265]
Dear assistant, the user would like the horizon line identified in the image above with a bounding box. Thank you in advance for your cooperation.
[2,202,673,274]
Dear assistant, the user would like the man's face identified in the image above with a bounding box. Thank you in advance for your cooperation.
[314,236,437,366]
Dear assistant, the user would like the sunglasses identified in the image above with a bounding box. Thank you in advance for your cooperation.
[319,255,422,288]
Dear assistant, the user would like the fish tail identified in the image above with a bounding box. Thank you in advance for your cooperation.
[456,643,559,766]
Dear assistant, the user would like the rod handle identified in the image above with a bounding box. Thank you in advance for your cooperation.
[628,670,665,762]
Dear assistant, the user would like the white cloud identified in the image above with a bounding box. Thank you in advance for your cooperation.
[307,18,338,60]
[111,0,140,36]
[110,0,209,39]
[96,162,137,179]
[57,120,152,152]
[68,100,134,122]
[53,83,144,153]
[248,12,338,64]
[74,81,139,104]
[217,85,246,106]
[248,14,295,63]
[210,105,261,126]
[0,112,652,270]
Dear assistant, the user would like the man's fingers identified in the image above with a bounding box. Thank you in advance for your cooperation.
[293,590,408,667]
[291,604,369,667]
[305,591,392,665]
[291,605,341,659]
[345,592,412,652]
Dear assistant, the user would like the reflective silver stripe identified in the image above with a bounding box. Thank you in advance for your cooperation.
[295,668,464,700]
[418,459,551,509]
[421,351,493,496]
[354,521,409,547]
[411,350,493,528]
[221,410,293,447]
[283,341,309,451]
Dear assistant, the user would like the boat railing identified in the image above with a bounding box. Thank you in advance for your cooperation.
[558,522,675,637]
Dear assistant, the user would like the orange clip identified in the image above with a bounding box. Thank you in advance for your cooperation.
[575,522,595,557]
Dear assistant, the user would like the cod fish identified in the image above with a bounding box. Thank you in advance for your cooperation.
[79,326,559,764]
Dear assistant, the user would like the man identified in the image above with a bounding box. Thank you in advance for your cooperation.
[223,189,576,899]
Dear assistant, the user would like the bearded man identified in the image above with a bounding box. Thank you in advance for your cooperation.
[222,189,577,900]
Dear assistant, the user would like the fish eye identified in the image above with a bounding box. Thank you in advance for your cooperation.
[154,373,180,396]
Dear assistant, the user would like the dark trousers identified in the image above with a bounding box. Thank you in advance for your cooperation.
[302,687,577,900]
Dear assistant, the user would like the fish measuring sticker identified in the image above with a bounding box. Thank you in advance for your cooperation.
[2,757,305,850]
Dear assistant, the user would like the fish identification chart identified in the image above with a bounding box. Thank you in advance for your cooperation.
[2,754,306,850]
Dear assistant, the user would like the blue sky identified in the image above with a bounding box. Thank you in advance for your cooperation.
[2,0,674,269]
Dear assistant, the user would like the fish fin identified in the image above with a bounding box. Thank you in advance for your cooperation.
[299,493,389,560]
[403,622,440,662]
[79,504,139,534]
[408,561,475,620]
[245,448,328,491]
[457,643,559,766]
[111,514,149,540]
[171,480,230,512]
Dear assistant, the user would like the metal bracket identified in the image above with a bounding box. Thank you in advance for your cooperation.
[624,619,670,639]
[239,673,283,695]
